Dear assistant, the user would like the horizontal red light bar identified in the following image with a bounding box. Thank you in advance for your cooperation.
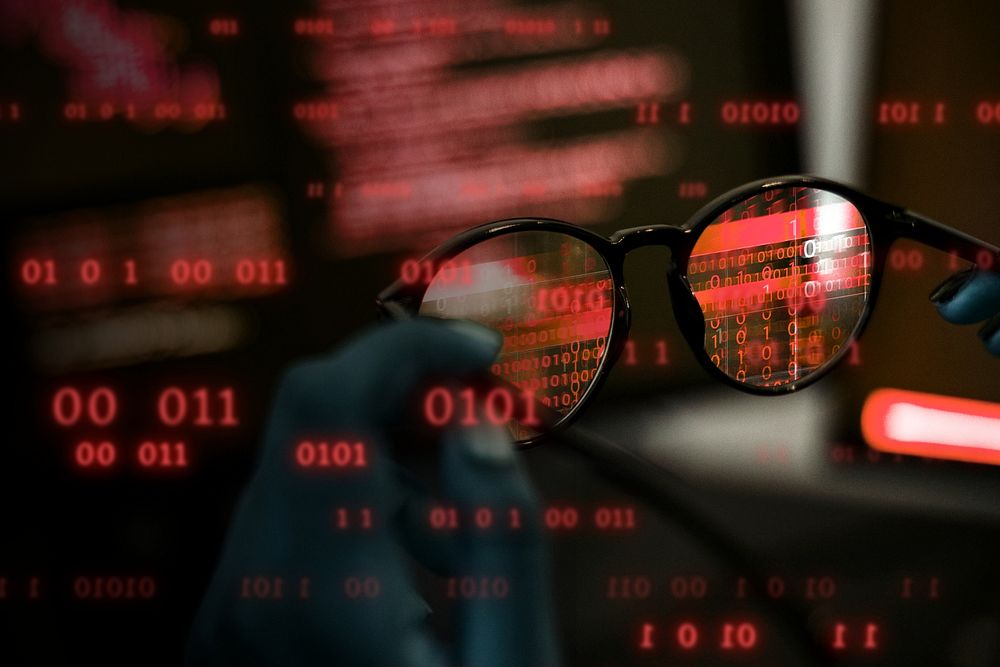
[861,388,1000,466]
[691,201,866,257]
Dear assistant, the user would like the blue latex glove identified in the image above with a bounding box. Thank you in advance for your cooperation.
[187,318,559,667]
[931,267,1000,355]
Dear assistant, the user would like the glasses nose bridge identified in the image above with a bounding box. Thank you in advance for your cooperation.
[610,224,690,256]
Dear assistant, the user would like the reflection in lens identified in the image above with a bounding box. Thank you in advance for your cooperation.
[419,230,614,440]
[687,187,872,388]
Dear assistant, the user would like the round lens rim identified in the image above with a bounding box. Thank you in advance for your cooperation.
[408,219,631,449]
[675,178,886,395]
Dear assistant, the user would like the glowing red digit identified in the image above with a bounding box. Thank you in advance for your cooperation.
[424,387,453,426]
[192,260,212,284]
[296,441,316,467]
[677,622,698,649]
[550,287,569,311]
[331,441,351,466]
[864,623,878,650]
[80,259,101,285]
[170,260,190,284]
[158,387,186,425]
[88,388,116,426]
[235,259,255,284]
[193,388,212,426]
[485,387,513,424]
[123,259,137,284]
[21,259,57,285]
[344,576,380,598]
[474,507,493,528]
[218,388,238,426]
[137,441,187,467]
[53,387,83,426]
[137,441,157,467]
[429,506,458,530]
[544,506,579,529]
[721,622,757,649]
[639,623,655,650]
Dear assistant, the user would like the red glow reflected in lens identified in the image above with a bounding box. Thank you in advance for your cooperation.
[419,230,613,440]
[687,187,872,387]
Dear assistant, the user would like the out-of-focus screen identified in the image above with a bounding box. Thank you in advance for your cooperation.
[3,0,1000,664]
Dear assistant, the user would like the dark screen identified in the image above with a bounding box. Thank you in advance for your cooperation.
[3,1,1000,665]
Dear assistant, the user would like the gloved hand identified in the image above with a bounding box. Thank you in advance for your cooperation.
[187,318,559,667]
[931,267,1000,355]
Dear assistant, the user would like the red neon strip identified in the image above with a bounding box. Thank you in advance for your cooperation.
[861,388,1000,466]
[691,202,865,257]
[691,266,870,314]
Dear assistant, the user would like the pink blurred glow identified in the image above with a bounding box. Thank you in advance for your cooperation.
[297,0,687,255]
[1,0,220,125]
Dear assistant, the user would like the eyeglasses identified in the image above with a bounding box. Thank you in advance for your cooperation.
[377,175,999,446]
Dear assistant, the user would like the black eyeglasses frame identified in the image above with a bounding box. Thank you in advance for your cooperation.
[377,174,1000,446]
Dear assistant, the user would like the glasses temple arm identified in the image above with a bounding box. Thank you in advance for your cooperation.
[376,297,411,320]
[376,275,427,320]
[892,209,1000,269]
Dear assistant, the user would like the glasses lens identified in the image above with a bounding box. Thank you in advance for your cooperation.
[687,187,872,388]
[418,230,614,440]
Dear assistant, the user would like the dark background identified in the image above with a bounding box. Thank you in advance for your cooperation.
[2,0,1000,664]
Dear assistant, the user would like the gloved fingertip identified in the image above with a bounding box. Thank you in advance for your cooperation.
[463,424,516,468]
[442,319,504,359]
[440,422,532,512]
[932,270,1000,324]
[929,266,976,305]
[979,314,1000,356]
[445,424,516,473]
